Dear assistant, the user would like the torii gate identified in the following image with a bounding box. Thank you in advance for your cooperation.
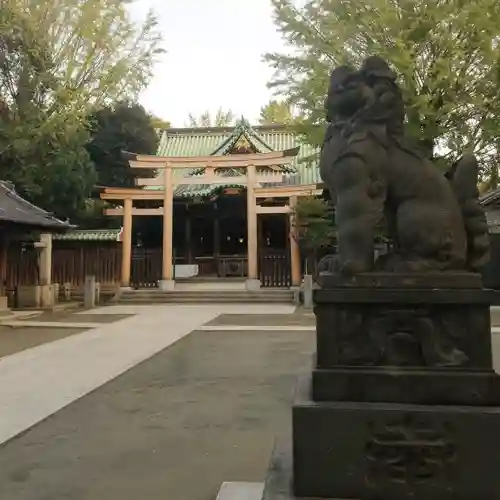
[100,148,303,290]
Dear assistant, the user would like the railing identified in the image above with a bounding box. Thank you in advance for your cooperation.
[218,256,247,277]
[193,256,217,276]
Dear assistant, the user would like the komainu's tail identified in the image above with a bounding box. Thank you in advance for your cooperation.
[447,154,490,270]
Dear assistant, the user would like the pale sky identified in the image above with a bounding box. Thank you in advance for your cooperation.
[129,0,289,127]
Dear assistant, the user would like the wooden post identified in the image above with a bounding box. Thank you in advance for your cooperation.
[185,212,192,265]
[121,198,133,287]
[84,275,96,309]
[160,164,174,290]
[289,196,302,286]
[0,233,8,300]
[213,202,220,275]
[246,164,259,290]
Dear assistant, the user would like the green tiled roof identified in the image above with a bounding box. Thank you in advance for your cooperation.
[53,228,122,241]
[153,118,321,198]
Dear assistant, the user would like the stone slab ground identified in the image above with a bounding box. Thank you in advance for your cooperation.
[0,304,295,445]
[0,311,133,358]
[0,305,499,500]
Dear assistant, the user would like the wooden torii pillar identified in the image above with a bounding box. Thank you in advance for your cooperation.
[101,148,299,291]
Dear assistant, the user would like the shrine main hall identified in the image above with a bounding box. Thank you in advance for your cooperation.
[98,118,324,290]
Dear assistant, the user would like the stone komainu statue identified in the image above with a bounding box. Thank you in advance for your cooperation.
[319,56,490,274]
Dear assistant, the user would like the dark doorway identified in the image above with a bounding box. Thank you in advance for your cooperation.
[219,216,246,255]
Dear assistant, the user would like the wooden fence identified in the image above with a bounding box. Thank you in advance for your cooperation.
[52,247,121,287]
[6,245,298,291]
[6,246,40,289]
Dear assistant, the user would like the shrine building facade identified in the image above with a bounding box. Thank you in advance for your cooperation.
[98,118,323,290]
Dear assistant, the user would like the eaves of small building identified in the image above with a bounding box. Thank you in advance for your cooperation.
[52,228,123,242]
[0,181,71,233]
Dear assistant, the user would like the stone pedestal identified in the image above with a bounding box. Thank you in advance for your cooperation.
[62,282,72,301]
[52,283,59,304]
[159,279,175,292]
[84,276,96,309]
[0,295,9,315]
[245,279,261,292]
[302,275,313,308]
[262,273,500,500]
[16,285,41,308]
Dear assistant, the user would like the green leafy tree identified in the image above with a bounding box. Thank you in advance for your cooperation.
[30,0,164,107]
[0,0,164,220]
[0,4,95,219]
[187,108,235,127]
[293,196,336,273]
[87,102,159,189]
[259,99,294,125]
[265,0,500,165]
[149,114,171,130]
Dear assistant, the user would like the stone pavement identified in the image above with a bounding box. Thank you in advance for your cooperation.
[1,304,500,500]
[0,323,312,500]
[0,303,295,445]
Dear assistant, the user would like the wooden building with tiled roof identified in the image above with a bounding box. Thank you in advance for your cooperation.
[0,181,69,231]
[154,118,320,199]
[97,118,324,290]
[0,181,71,308]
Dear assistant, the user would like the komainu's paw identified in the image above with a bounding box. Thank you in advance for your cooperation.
[317,254,339,274]
[317,255,364,276]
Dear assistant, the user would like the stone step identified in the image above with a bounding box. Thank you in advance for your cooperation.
[121,290,293,297]
[118,297,294,304]
[120,291,293,297]
[117,290,295,304]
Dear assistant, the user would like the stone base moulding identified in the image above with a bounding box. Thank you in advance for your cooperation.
[311,367,500,406]
[0,295,9,312]
[16,284,57,308]
[216,482,264,500]
[245,278,261,292]
[265,374,500,500]
[159,279,175,292]
[40,284,55,308]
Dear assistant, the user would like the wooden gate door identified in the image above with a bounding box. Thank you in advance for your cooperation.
[130,248,162,288]
[258,214,291,288]
[259,250,291,287]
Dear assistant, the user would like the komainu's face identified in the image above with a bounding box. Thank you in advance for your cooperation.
[325,70,369,121]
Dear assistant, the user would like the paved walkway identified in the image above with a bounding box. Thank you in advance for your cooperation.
[0,304,295,445]
[0,324,312,500]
